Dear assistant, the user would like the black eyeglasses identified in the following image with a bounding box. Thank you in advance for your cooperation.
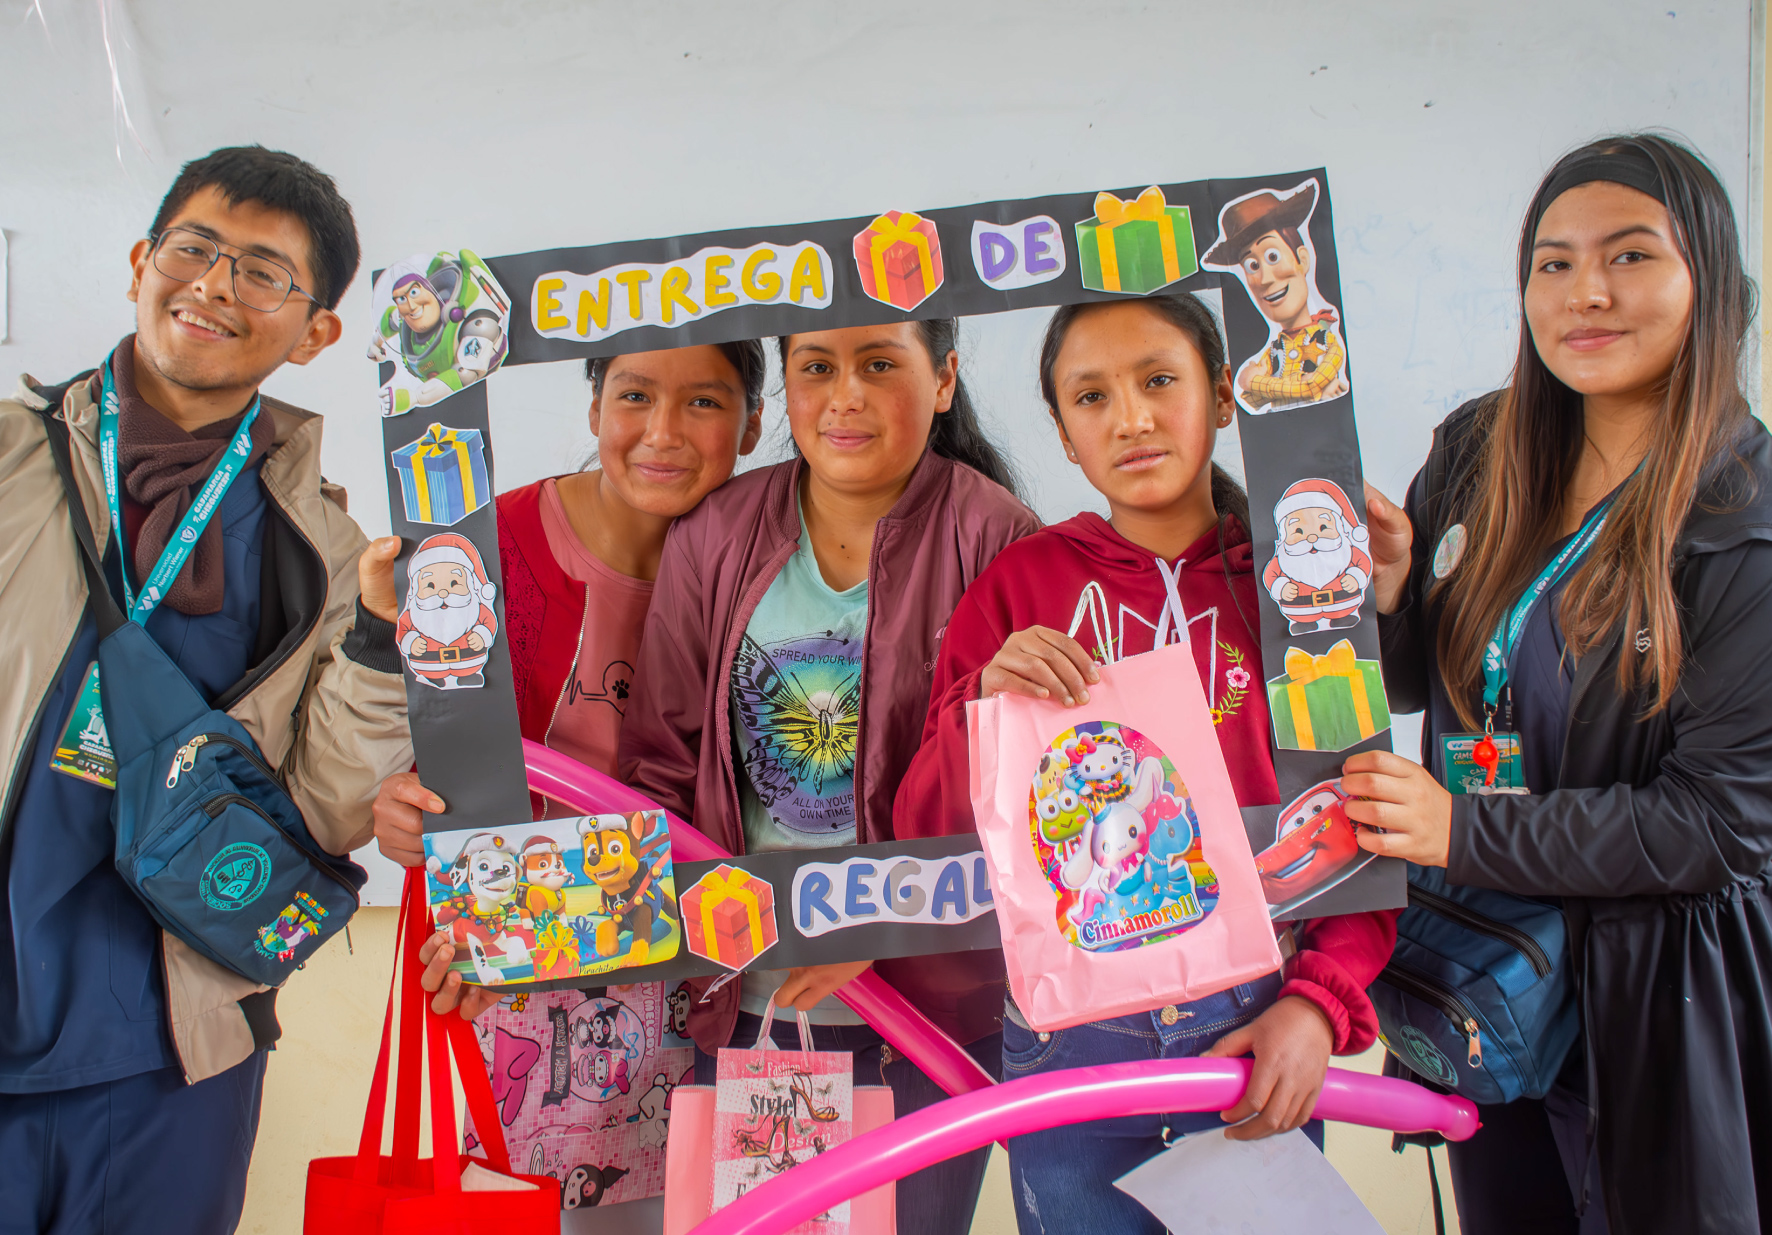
[148,227,318,313]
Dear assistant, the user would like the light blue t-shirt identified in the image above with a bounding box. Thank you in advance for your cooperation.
[731,530,867,849]
[729,510,868,1022]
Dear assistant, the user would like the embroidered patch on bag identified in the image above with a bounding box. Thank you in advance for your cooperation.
[253,892,328,960]
[200,842,272,911]
[1395,1024,1459,1086]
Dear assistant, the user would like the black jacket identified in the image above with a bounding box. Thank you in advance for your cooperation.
[1380,398,1772,1235]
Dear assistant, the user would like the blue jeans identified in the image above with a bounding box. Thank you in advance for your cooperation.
[1003,972,1323,1235]
[694,1012,1001,1235]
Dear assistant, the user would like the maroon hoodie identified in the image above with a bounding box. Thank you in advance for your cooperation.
[894,512,1395,1054]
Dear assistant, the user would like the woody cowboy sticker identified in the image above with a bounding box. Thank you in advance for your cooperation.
[1201,179,1350,413]
[1264,478,1372,634]
[399,532,500,690]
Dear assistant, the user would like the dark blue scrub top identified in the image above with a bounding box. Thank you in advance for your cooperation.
[0,466,266,1093]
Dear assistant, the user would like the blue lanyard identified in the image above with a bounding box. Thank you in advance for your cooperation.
[1479,498,1613,718]
[96,356,260,623]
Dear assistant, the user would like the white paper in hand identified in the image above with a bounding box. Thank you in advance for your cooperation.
[1114,1128,1383,1234]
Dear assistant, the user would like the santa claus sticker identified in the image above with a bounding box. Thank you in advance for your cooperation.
[1263,478,1371,635]
[398,533,500,690]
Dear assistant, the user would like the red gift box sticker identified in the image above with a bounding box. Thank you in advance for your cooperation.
[851,210,945,311]
[682,864,779,971]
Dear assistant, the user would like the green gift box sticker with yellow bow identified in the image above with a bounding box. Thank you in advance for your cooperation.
[392,422,490,527]
[1076,186,1197,295]
[1266,639,1392,752]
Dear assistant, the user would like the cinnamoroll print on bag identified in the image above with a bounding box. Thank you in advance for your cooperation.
[970,642,1280,1032]
[1032,722,1219,952]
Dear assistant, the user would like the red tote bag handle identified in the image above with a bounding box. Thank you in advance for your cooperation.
[351,867,430,1185]
[350,866,522,1192]
[450,1016,514,1174]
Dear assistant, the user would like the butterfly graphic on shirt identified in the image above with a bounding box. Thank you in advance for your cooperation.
[731,632,861,807]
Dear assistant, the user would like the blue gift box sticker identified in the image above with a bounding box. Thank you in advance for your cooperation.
[391,422,491,527]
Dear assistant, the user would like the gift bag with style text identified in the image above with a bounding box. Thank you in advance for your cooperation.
[711,1005,854,1234]
[968,641,1280,1032]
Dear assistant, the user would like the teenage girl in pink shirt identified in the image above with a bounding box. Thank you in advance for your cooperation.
[370,341,764,1005]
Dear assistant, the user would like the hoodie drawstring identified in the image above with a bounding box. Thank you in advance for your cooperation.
[1067,581,1116,664]
[1154,556,1216,701]
[1069,561,1215,700]
[1152,557,1189,650]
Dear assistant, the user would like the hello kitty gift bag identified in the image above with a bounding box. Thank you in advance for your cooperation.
[968,641,1280,1032]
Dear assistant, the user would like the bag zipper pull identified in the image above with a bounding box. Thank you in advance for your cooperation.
[1463,1017,1483,1069]
[166,734,209,788]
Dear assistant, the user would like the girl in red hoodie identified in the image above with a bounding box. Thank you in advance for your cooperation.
[894,292,1398,1234]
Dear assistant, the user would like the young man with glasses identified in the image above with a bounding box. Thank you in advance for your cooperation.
[0,146,411,1231]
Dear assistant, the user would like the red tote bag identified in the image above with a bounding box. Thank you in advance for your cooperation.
[304,867,561,1233]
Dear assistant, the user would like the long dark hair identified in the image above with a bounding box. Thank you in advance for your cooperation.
[775,321,1021,498]
[1434,133,1757,727]
[1037,292,1255,636]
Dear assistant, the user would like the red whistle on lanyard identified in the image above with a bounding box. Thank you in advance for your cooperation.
[1473,734,1501,788]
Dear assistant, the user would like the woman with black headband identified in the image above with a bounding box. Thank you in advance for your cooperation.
[1346,134,1772,1234]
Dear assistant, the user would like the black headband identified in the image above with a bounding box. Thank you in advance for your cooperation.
[1535,148,1668,226]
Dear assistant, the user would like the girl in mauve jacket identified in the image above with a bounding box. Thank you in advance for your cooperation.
[618,319,1039,1235]
[895,292,1398,1235]
[1351,135,1772,1235]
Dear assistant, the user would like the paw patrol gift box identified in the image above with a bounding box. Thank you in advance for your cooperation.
[422,812,680,985]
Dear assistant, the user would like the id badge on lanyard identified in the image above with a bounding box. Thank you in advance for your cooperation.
[1440,501,1612,797]
[48,356,260,788]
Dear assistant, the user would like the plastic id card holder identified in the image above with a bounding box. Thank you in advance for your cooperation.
[49,661,117,788]
[1440,732,1525,796]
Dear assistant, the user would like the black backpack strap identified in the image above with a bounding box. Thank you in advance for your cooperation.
[1425,1146,1447,1235]
[32,391,127,638]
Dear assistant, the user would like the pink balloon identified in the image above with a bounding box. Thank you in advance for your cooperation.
[689,1057,1481,1235]
[523,740,997,1099]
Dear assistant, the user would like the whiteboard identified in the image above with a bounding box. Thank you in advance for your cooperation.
[0,0,1756,901]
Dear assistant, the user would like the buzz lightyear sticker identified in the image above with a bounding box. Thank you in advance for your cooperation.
[369,249,511,416]
[1029,721,1219,953]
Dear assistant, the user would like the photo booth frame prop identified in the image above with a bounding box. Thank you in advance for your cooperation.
[374,170,1403,991]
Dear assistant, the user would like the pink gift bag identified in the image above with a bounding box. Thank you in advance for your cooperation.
[711,1004,853,1233]
[968,641,1281,1032]
[662,1083,896,1235]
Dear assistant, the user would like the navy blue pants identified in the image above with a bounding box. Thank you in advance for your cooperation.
[0,1051,267,1235]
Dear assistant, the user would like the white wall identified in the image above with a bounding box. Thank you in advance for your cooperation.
[1,0,1755,896]
[4,0,1752,512]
